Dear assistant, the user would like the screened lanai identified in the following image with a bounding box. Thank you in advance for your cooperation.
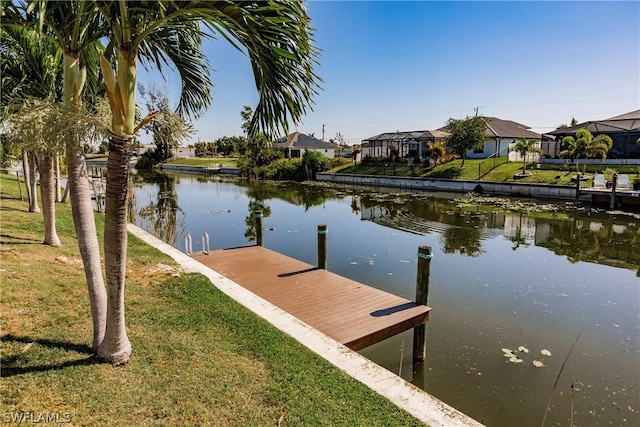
[544,110,640,159]
[361,130,449,159]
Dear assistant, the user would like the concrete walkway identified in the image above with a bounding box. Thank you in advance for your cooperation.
[128,223,484,427]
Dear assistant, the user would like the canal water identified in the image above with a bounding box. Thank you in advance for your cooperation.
[130,171,639,427]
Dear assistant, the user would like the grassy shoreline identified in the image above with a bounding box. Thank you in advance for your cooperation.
[0,174,424,426]
[162,155,639,187]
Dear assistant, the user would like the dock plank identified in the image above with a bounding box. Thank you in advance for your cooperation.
[193,246,430,351]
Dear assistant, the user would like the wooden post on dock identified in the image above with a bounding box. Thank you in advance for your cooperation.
[413,245,432,362]
[609,173,618,210]
[575,173,581,200]
[317,224,328,269]
[255,211,263,246]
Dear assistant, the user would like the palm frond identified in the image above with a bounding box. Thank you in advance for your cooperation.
[198,0,322,139]
[0,26,63,104]
[138,22,213,120]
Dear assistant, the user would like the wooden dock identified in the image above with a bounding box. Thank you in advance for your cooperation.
[192,245,431,351]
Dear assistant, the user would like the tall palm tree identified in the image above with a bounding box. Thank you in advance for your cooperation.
[4,1,320,365]
[1,1,110,352]
[1,27,63,245]
[94,0,320,364]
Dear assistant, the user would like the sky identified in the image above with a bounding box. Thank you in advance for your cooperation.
[137,1,640,146]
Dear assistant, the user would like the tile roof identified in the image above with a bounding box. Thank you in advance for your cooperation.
[481,117,541,139]
[547,110,640,136]
[364,116,540,143]
[272,132,340,150]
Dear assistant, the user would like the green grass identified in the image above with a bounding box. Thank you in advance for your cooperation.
[164,157,237,167]
[339,158,639,186]
[339,162,430,177]
[0,174,424,426]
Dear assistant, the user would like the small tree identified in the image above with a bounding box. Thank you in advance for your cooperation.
[427,141,446,166]
[351,144,361,164]
[302,150,327,180]
[560,129,613,174]
[444,116,488,166]
[511,138,542,175]
[137,85,194,169]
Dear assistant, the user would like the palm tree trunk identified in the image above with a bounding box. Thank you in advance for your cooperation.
[66,150,108,351]
[63,53,107,352]
[39,154,61,247]
[97,134,132,364]
[28,152,40,213]
[96,50,136,364]
[55,155,62,203]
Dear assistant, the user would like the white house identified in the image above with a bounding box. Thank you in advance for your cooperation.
[272,132,339,158]
[361,117,543,161]
[463,117,542,160]
[173,146,196,158]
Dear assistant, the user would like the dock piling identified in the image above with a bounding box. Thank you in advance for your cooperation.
[255,211,264,246]
[609,173,618,210]
[317,224,328,269]
[185,233,193,256]
[413,245,432,362]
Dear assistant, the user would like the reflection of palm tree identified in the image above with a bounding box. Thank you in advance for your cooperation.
[509,213,531,251]
[137,172,184,246]
[350,196,361,215]
[244,199,272,242]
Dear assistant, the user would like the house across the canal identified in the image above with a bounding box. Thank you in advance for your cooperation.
[273,132,340,158]
[544,110,640,161]
[361,116,543,161]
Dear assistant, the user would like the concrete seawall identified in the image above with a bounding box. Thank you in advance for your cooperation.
[127,223,485,427]
[160,164,239,175]
[317,172,589,201]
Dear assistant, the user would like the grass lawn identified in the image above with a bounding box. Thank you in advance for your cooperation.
[338,158,639,186]
[164,157,237,167]
[0,174,423,426]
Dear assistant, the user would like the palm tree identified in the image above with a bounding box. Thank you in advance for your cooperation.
[560,129,612,174]
[511,137,542,175]
[94,1,319,364]
[2,1,110,352]
[1,26,61,237]
[4,1,320,364]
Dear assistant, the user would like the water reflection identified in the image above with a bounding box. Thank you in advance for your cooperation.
[356,191,639,273]
[130,171,184,246]
[130,174,640,426]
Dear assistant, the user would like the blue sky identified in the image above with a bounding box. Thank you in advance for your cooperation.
[138,1,640,145]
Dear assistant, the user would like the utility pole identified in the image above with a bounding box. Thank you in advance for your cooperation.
[322,123,326,141]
